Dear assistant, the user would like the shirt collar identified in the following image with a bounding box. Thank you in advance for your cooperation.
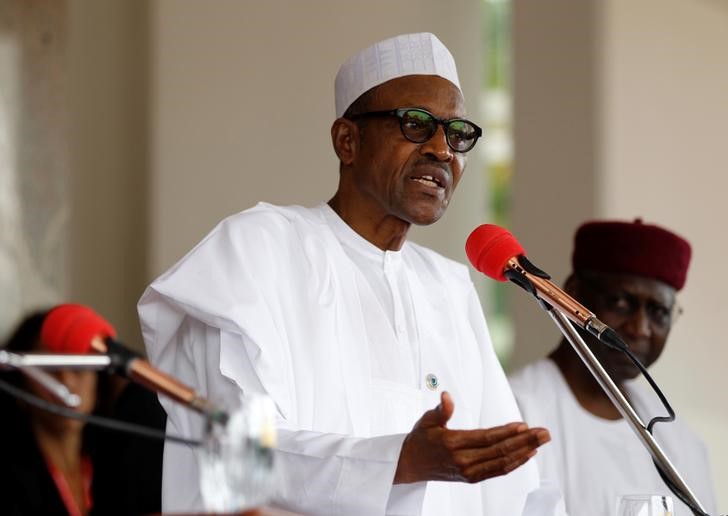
[319,202,405,266]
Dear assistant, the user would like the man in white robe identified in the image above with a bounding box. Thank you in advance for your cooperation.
[508,219,717,516]
[139,33,557,516]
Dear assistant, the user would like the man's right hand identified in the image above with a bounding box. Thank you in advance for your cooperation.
[393,391,550,484]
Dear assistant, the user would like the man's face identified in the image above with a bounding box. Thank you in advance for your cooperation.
[348,75,467,226]
[570,272,677,383]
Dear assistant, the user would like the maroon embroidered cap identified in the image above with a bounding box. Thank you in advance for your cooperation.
[572,219,691,290]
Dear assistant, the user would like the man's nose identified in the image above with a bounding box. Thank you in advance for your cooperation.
[622,305,653,342]
[420,125,453,162]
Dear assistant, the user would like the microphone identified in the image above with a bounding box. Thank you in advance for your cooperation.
[465,224,626,351]
[41,304,228,424]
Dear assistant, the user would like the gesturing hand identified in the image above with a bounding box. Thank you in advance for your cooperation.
[393,391,550,484]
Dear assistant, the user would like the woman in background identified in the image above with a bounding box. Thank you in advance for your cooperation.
[0,310,165,515]
[0,310,96,515]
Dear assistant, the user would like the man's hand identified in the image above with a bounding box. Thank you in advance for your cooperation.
[393,391,550,484]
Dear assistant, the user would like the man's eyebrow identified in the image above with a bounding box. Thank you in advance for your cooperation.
[397,104,430,111]
[398,104,464,113]
[613,287,674,306]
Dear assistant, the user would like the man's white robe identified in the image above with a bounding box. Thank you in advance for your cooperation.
[138,203,543,515]
[509,358,717,516]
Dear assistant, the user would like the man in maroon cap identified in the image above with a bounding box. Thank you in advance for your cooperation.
[508,219,717,516]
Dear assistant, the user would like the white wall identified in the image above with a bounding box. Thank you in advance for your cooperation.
[600,0,728,505]
[1,0,69,340]
[67,0,149,348]
[510,0,599,367]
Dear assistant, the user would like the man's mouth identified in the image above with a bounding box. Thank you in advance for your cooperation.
[410,174,444,188]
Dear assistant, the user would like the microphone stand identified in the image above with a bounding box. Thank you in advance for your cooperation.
[502,257,708,514]
[0,350,111,408]
[0,350,113,369]
[1,347,228,426]
[545,303,707,514]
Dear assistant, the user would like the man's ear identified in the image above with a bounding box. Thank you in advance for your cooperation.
[331,118,360,166]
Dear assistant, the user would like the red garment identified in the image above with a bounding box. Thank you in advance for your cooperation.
[44,454,93,516]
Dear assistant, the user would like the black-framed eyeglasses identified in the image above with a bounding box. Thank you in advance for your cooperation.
[347,108,483,153]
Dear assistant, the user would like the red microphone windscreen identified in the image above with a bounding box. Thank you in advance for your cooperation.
[465,224,525,281]
[40,304,117,353]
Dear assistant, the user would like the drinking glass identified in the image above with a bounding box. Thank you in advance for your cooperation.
[616,494,674,516]
[199,393,278,512]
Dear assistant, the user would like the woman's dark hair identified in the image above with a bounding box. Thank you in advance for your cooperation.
[3,310,49,353]
[1,310,50,391]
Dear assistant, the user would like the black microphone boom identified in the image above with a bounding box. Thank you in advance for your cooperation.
[97,336,229,425]
[502,254,627,351]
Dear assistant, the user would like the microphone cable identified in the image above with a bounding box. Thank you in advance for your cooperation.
[607,332,713,516]
[0,376,201,448]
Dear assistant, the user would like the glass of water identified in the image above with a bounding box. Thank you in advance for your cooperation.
[199,393,278,512]
[616,494,674,516]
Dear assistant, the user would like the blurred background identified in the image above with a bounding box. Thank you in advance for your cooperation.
[1,0,725,507]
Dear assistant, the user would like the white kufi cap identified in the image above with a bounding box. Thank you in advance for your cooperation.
[334,32,462,118]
